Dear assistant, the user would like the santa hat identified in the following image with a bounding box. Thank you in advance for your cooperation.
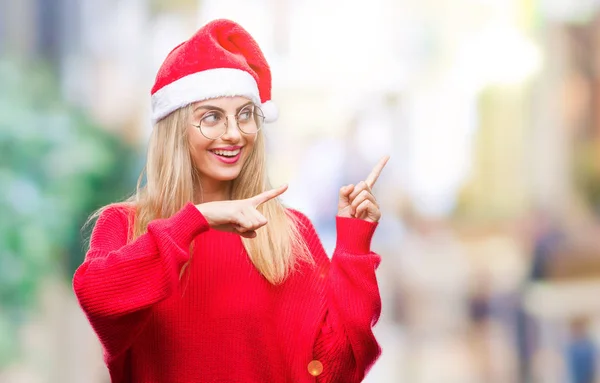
[150,19,277,125]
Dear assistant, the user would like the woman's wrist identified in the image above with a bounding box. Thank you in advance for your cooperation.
[335,216,378,254]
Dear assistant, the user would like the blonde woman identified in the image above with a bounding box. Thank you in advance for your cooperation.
[73,19,387,383]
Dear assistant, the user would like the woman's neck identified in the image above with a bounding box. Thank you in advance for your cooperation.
[194,180,232,204]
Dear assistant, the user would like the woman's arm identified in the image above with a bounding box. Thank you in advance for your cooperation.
[73,202,209,360]
[294,211,381,383]
[313,216,381,383]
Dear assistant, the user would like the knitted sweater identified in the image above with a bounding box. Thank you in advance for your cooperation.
[73,202,381,383]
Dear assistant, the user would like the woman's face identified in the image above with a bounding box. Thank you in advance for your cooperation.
[188,96,259,185]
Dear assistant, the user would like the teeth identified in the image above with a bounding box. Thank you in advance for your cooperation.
[212,149,240,157]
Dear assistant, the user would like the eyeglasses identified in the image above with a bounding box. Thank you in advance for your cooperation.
[191,104,265,140]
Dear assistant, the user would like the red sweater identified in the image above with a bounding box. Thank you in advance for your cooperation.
[73,202,381,383]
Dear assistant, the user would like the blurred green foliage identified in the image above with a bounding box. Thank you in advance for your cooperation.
[150,0,198,15]
[573,141,600,215]
[0,58,137,367]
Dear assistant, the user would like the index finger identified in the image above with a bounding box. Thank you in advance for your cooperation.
[365,155,390,189]
[249,184,289,206]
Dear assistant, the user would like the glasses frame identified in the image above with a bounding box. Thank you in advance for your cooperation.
[191,104,265,140]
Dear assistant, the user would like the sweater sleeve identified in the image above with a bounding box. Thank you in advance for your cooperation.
[72,202,210,362]
[313,216,382,383]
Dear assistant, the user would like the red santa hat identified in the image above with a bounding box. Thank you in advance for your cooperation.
[150,19,277,125]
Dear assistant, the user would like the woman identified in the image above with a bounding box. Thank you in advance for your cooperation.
[73,19,387,383]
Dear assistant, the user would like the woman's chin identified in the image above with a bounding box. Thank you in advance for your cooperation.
[196,156,247,183]
[208,168,242,182]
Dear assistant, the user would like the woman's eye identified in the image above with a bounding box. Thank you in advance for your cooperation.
[202,112,221,125]
[238,108,253,121]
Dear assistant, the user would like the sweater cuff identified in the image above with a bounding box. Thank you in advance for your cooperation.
[162,202,210,246]
[335,216,378,255]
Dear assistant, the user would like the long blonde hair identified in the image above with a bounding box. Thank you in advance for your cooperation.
[89,105,313,284]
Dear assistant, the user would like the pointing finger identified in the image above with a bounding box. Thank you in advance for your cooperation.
[365,155,390,189]
[250,184,288,206]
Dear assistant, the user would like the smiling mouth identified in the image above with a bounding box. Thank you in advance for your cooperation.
[209,148,241,158]
[208,147,243,164]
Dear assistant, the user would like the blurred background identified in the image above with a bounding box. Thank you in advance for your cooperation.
[2,0,600,382]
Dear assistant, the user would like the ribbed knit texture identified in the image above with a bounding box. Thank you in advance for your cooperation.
[73,202,382,383]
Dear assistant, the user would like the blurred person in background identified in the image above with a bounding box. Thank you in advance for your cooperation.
[567,317,597,383]
[72,19,388,383]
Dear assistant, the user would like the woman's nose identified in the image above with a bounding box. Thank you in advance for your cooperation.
[220,115,242,141]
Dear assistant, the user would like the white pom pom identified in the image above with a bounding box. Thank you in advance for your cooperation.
[261,100,279,123]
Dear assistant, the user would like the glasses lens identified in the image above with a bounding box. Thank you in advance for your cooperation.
[200,111,226,139]
[237,105,264,134]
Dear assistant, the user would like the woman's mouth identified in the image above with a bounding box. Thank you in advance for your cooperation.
[209,147,242,164]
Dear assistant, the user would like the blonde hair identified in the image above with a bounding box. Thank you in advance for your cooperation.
[87,105,313,285]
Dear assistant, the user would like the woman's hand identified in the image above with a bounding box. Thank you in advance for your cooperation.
[338,156,389,223]
[195,184,288,238]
